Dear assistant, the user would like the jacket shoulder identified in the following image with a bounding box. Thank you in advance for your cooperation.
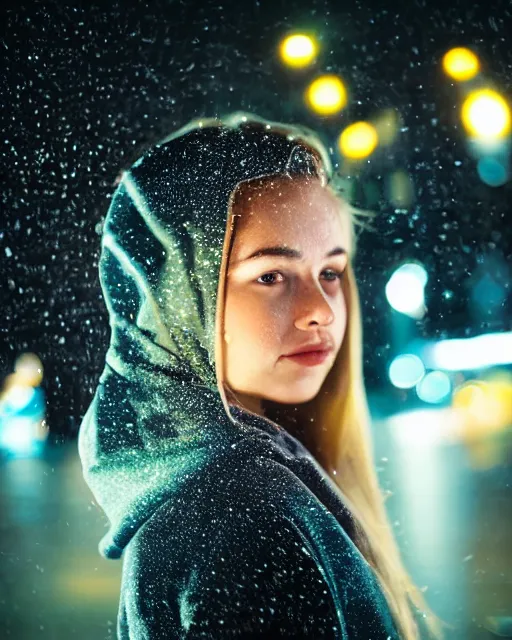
[118,450,343,638]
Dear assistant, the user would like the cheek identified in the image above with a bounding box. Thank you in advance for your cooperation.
[225,290,260,338]
[225,290,280,350]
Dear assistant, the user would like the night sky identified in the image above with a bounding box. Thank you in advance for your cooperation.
[2,0,512,437]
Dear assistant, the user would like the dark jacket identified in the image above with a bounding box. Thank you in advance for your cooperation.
[78,113,401,639]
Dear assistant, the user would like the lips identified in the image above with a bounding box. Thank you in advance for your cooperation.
[282,349,332,367]
[284,343,333,357]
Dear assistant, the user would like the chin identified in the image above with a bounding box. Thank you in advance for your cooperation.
[264,383,322,406]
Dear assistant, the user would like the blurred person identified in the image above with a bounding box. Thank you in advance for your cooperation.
[78,113,445,639]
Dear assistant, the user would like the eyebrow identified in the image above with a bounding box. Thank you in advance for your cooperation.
[238,245,346,263]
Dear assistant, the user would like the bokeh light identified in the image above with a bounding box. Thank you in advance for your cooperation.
[452,375,512,470]
[373,108,400,146]
[305,74,347,115]
[388,354,426,389]
[426,331,512,371]
[0,352,47,458]
[0,416,40,456]
[453,377,512,432]
[442,47,480,82]
[14,352,44,387]
[338,121,378,159]
[385,262,428,318]
[461,89,511,140]
[387,170,415,208]
[416,371,452,404]
[279,34,318,68]
[3,385,36,412]
[473,271,508,310]
[477,156,509,187]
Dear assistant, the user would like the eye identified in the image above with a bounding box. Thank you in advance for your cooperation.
[257,271,284,286]
[256,269,345,286]
[322,268,346,282]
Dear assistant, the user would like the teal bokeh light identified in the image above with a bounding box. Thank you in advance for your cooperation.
[416,371,452,404]
[477,156,509,187]
[388,354,425,389]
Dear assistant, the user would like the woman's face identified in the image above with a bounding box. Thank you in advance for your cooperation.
[223,175,349,415]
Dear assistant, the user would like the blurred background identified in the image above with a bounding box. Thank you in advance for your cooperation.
[1,0,511,637]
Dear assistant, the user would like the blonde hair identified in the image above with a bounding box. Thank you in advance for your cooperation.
[213,136,449,640]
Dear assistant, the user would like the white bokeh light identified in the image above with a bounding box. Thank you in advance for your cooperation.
[385,262,428,318]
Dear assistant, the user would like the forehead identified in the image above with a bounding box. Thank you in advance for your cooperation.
[230,176,349,252]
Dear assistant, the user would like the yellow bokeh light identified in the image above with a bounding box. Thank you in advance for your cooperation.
[338,121,378,159]
[442,47,480,81]
[453,381,488,415]
[0,353,44,394]
[453,378,512,433]
[305,75,347,116]
[461,89,511,139]
[279,34,318,68]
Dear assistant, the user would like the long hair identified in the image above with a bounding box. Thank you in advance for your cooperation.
[213,123,448,640]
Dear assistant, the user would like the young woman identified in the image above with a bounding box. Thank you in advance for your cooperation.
[79,112,445,639]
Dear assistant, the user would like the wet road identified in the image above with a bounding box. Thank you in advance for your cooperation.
[0,408,511,639]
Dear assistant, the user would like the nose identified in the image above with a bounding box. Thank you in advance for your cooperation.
[293,281,335,330]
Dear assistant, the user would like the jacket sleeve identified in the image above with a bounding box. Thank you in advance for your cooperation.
[117,479,345,639]
[180,507,342,638]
